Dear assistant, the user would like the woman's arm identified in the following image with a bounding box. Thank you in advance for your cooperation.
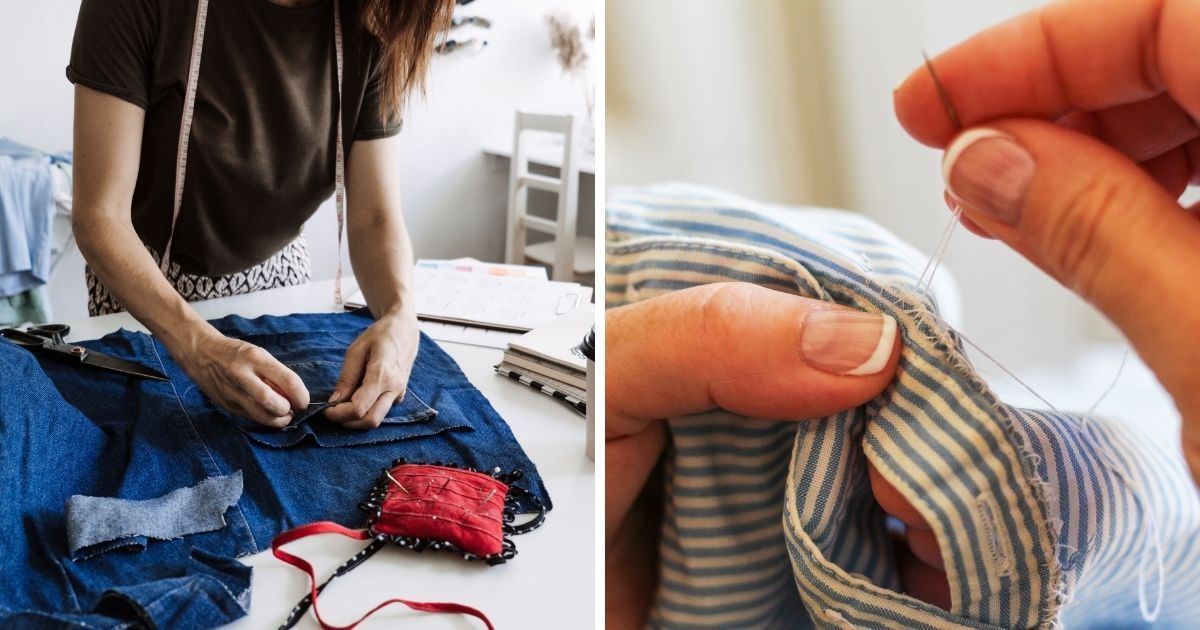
[72,85,308,425]
[325,134,420,428]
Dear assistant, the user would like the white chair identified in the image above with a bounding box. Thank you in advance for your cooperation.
[504,111,594,282]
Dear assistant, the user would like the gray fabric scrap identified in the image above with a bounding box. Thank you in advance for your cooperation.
[66,471,243,555]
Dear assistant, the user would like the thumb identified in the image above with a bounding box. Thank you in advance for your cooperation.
[605,281,901,549]
[607,282,900,438]
[941,121,1200,482]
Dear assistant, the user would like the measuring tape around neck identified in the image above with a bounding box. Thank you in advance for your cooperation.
[162,0,348,307]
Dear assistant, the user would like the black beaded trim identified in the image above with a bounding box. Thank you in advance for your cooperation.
[278,458,547,629]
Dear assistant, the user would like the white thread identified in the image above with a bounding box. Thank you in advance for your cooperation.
[1083,347,1130,429]
[1138,504,1165,622]
[958,331,1059,412]
[917,205,963,293]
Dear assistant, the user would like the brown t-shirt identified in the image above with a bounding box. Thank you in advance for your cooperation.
[67,0,400,276]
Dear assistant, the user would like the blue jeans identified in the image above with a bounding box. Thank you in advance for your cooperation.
[0,310,549,629]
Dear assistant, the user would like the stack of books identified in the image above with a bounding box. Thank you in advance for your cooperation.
[496,307,594,415]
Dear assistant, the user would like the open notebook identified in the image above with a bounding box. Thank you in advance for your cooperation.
[345,265,592,333]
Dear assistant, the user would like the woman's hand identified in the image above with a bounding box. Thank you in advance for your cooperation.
[324,311,420,429]
[173,328,310,428]
[893,0,1200,484]
[606,283,906,627]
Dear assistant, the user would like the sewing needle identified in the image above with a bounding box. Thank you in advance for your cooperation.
[922,50,961,131]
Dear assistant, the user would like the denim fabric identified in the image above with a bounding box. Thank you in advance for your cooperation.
[0,309,549,629]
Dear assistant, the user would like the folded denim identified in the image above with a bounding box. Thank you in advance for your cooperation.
[606,184,1200,629]
[0,309,548,629]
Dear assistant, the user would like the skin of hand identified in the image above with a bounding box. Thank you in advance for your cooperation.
[72,85,309,426]
[606,282,910,627]
[893,0,1200,595]
[895,0,1200,481]
[322,135,422,429]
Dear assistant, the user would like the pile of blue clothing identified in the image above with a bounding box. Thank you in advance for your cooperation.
[0,137,71,326]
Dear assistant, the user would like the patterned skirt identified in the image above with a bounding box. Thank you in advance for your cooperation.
[86,236,312,316]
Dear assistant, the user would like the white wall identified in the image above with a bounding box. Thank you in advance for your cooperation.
[606,1,824,204]
[0,0,594,321]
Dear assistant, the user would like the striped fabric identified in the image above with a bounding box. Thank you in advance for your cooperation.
[606,184,1200,629]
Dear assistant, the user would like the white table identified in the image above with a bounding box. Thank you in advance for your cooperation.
[483,143,596,176]
[66,279,595,630]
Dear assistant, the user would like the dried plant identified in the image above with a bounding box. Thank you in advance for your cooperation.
[545,11,587,76]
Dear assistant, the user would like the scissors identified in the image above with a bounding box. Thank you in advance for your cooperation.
[0,323,170,382]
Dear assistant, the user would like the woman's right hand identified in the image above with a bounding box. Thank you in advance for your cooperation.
[173,329,310,428]
[894,0,1200,485]
[71,86,312,427]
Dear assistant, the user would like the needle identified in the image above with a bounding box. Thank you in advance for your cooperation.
[922,50,961,131]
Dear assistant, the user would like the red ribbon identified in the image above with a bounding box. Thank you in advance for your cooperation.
[271,521,494,630]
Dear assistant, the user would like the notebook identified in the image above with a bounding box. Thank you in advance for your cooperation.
[345,266,591,333]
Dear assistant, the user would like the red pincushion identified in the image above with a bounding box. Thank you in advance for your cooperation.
[370,463,509,557]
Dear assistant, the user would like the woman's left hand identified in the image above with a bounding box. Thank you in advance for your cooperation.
[325,311,420,429]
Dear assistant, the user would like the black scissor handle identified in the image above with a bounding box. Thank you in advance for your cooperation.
[27,324,70,345]
[0,328,51,351]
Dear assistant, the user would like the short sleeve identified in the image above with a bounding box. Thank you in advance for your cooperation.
[66,0,159,109]
[355,43,403,140]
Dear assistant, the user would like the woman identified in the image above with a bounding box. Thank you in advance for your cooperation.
[69,0,454,429]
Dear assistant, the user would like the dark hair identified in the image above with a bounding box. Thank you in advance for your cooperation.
[359,0,456,118]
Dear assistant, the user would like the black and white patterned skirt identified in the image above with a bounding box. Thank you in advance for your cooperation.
[86,236,312,316]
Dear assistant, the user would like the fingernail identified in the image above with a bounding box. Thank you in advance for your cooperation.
[942,128,1033,225]
[328,391,341,403]
[943,190,959,213]
[801,310,897,376]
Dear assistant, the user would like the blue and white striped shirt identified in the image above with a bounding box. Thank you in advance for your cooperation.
[607,184,1200,629]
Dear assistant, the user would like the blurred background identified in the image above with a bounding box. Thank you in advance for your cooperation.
[607,0,1191,416]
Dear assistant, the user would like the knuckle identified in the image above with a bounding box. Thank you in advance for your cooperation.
[378,365,401,386]
[365,359,387,379]
[252,391,277,410]
[696,282,756,343]
[1038,174,1125,302]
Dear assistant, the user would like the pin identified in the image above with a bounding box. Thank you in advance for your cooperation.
[385,471,409,494]
[475,489,497,512]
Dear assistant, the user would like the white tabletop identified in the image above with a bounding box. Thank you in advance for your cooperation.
[66,279,595,629]
[483,143,597,176]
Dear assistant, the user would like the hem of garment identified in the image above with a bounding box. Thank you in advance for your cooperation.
[64,67,149,110]
[165,241,310,279]
[354,125,402,141]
